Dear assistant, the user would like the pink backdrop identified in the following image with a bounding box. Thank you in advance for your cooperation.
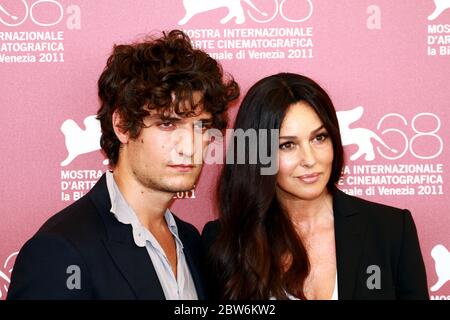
[1,0,449,299]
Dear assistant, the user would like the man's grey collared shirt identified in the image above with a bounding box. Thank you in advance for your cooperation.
[105,171,198,300]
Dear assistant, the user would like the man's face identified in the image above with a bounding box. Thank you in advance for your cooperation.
[121,92,213,194]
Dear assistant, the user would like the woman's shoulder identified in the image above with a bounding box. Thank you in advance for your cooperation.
[333,189,424,261]
[333,188,414,228]
[201,219,221,247]
[202,219,220,233]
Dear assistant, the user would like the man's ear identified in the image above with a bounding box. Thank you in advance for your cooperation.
[112,110,129,144]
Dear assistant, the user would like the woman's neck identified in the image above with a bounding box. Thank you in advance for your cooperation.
[278,189,334,234]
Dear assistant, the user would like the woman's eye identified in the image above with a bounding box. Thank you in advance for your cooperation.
[313,133,329,143]
[279,142,294,150]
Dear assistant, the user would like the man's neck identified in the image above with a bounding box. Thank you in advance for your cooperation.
[112,169,174,231]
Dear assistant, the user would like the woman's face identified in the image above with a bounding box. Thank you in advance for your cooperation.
[276,101,334,202]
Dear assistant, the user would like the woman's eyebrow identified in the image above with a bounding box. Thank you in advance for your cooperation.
[279,135,298,140]
[279,125,326,139]
[311,124,326,134]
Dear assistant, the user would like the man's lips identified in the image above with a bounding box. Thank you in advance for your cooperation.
[168,164,195,172]
[169,164,195,167]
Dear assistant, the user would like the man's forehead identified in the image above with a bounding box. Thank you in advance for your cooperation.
[147,107,212,120]
[172,90,203,103]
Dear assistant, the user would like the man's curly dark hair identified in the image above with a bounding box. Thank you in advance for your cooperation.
[97,29,240,166]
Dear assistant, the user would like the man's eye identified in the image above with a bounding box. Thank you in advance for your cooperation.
[159,121,174,128]
[194,123,208,130]
[194,121,213,131]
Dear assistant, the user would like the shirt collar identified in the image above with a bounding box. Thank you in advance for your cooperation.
[105,171,183,249]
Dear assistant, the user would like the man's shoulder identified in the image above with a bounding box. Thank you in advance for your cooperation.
[7,195,101,300]
[36,194,104,244]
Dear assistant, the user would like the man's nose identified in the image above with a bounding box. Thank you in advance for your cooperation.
[175,126,195,158]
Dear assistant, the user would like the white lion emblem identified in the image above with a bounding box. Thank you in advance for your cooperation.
[428,0,450,21]
[430,244,450,292]
[60,115,108,166]
[178,0,267,25]
[0,252,18,299]
[337,106,397,161]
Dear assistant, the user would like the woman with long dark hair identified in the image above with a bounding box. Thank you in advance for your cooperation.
[202,73,428,300]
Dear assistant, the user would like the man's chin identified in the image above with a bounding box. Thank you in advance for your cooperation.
[164,181,197,193]
[152,172,200,193]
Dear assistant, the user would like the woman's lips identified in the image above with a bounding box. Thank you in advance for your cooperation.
[297,173,320,184]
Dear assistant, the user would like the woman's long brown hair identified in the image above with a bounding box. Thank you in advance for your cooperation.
[209,73,344,299]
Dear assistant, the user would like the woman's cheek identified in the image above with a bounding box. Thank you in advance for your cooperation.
[278,153,298,175]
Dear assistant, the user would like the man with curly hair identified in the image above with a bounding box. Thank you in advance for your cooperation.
[8,30,240,300]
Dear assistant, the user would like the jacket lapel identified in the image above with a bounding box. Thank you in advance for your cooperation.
[333,188,368,300]
[174,216,206,299]
[88,174,165,300]
[102,238,165,300]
